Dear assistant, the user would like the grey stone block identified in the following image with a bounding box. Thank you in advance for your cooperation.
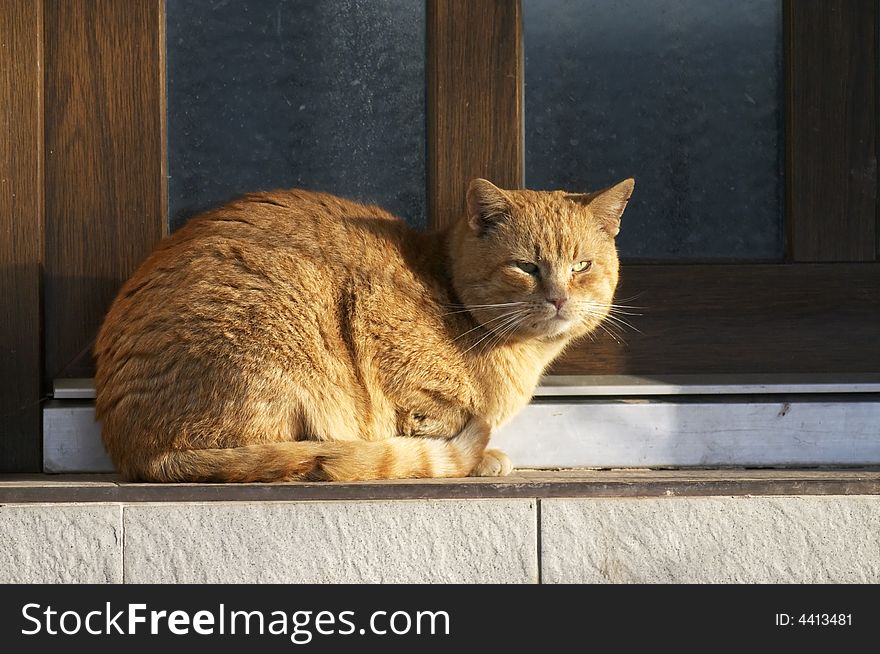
[541,497,880,583]
[124,500,537,583]
[43,402,113,473]
[0,504,122,583]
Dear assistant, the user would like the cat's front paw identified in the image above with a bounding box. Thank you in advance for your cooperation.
[470,449,513,477]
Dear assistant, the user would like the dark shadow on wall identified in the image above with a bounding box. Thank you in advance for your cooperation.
[43,274,127,382]
[0,262,43,470]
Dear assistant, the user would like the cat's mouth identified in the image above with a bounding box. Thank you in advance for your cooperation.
[538,315,575,338]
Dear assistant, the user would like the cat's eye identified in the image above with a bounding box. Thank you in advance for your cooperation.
[572,260,593,273]
[515,261,539,275]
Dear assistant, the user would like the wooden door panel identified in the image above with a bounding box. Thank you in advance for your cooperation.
[0,0,43,471]
[427,0,523,228]
[786,0,878,262]
[43,0,167,383]
[550,263,880,375]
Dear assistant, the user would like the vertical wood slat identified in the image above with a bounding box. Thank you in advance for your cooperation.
[0,0,44,471]
[427,0,523,229]
[43,0,167,382]
[786,0,878,261]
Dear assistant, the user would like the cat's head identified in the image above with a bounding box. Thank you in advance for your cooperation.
[449,177,634,343]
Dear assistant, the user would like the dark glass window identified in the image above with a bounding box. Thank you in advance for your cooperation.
[525,0,784,260]
[166,0,426,230]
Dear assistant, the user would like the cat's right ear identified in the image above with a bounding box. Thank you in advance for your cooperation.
[466,179,511,236]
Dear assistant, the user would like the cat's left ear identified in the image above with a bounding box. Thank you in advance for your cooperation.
[467,178,512,236]
[568,178,635,237]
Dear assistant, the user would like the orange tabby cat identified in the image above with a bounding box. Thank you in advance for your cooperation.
[94,178,633,482]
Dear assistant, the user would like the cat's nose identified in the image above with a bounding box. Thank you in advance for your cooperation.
[546,297,568,311]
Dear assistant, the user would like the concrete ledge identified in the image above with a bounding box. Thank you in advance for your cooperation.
[2,469,880,503]
[1,492,878,583]
[124,500,537,583]
[0,504,122,583]
[541,497,880,583]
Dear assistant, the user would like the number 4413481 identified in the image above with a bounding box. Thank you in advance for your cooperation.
[775,614,852,626]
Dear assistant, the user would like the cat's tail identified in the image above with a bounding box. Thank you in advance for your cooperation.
[136,417,491,482]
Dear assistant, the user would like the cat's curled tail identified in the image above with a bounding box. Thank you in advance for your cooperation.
[135,417,492,482]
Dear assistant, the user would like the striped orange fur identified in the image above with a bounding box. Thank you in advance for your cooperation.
[94,179,633,482]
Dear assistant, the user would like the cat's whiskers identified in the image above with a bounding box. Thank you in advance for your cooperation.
[440,301,529,317]
[442,308,487,317]
[563,301,640,345]
[572,300,643,336]
[479,311,530,355]
[452,308,526,342]
[595,321,625,344]
[444,301,528,307]
[574,308,626,344]
[612,292,646,305]
[481,315,532,357]
[604,307,642,316]
[460,310,531,357]
[568,299,643,314]
[598,312,641,334]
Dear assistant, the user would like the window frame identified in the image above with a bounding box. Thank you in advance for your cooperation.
[427,0,880,377]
